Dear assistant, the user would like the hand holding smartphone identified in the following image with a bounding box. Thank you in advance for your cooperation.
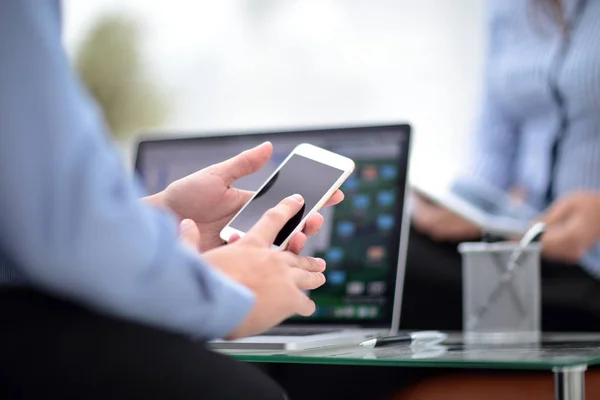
[220,143,355,250]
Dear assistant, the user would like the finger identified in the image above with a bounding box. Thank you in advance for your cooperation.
[295,293,317,317]
[210,141,273,186]
[542,239,575,263]
[541,225,571,256]
[543,197,577,225]
[290,254,326,273]
[287,232,307,255]
[323,190,344,208]
[541,220,585,263]
[228,233,242,244]
[246,194,305,246]
[302,213,324,237]
[179,219,201,250]
[289,268,326,291]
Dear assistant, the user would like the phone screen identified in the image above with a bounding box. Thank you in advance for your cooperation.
[229,154,345,246]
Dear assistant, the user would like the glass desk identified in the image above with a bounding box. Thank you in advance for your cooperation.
[227,333,600,400]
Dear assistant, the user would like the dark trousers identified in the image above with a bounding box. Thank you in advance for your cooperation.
[401,227,600,332]
[0,288,287,400]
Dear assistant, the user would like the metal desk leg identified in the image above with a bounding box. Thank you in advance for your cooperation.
[553,365,587,400]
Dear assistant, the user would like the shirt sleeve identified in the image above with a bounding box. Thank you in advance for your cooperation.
[0,0,254,340]
[458,0,519,191]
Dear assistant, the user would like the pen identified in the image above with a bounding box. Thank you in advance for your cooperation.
[359,331,447,348]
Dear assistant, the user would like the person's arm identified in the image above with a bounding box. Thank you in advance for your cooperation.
[0,0,253,339]
[458,0,519,191]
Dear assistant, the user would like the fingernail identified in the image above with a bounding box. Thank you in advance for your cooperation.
[289,194,304,203]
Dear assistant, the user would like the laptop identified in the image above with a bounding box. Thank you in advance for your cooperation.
[135,124,412,351]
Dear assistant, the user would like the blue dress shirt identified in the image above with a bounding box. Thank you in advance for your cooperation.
[461,0,600,276]
[0,1,254,339]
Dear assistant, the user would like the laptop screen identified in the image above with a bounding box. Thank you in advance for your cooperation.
[135,124,411,327]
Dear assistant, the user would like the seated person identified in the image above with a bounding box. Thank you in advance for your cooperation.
[0,2,343,399]
[401,0,600,333]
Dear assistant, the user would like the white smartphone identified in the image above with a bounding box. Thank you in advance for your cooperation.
[220,143,355,250]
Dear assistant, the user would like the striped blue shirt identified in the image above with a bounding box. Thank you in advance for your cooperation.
[0,0,254,339]
[463,0,600,276]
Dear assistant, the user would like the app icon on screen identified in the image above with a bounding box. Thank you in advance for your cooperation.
[336,221,356,238]
[342,176,359,191]
[360,165,378,181]
[326,247,344,263]
[380,165,397,180]
[358,306,372,318]
[334,306,355,318]
[377,190,395,207]
[328,270,347,286]
[352,194,370,210]
[367,246,386,263]
[368,281,387,295]
[376,214,395,231]
[346,281,365,295]
[316,306,336,318]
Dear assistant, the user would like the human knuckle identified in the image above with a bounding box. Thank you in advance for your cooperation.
[271,258,286,272]
[274,252,291,265]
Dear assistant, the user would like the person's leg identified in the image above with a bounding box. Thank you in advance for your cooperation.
[273,363,428,400]
[0,288,286,400]
[540,261,600,332]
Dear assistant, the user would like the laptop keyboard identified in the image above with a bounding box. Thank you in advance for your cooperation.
[261,328,342,337]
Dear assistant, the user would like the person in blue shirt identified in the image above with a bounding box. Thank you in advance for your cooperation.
[0,1,343,399]
[399,0,600,335]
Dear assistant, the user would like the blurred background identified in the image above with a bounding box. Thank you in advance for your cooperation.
[62,0,485,187]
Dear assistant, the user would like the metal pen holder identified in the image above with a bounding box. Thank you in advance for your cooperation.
[459,241,542,344]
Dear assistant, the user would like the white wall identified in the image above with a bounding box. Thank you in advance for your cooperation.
[63,0,485,186]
